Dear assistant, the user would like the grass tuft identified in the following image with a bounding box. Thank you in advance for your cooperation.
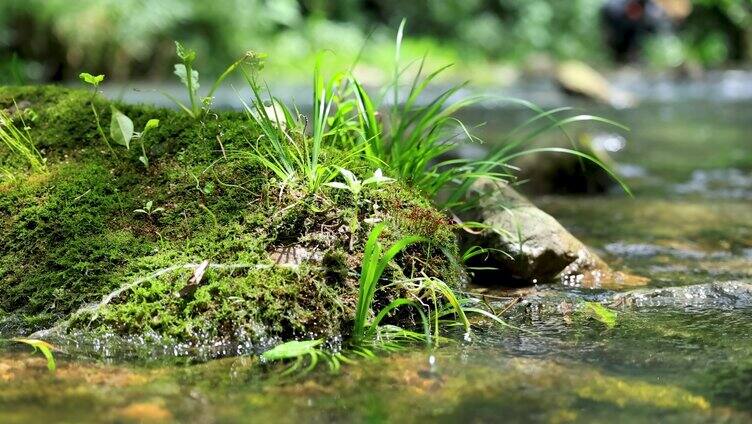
[239,59,357,192]
[346,21,631,209]
[0,106,45,173]
[352,223,424,342]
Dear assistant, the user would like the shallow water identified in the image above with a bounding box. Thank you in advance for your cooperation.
[2,95,751,423]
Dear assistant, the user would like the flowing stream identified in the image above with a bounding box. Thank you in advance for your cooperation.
[1,85,751,423]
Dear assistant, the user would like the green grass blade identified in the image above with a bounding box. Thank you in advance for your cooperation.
[12,338,56,372]
[497,146,632,196]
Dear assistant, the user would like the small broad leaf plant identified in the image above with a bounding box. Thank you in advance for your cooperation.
[79,72,112,153]
[110,108,160,168]
[134,200,165,219]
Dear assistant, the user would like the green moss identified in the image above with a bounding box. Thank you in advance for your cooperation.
[0,85,462,345]
[0,162,151,319]
[82,264,349,341]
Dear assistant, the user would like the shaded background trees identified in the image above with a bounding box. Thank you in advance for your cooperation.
[0,0,749,83]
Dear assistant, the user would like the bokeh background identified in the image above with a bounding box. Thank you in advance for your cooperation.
[0,0,749,84]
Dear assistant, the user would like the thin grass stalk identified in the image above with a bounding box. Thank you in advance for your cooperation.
[0,109,45,172]
[392,19,406,122]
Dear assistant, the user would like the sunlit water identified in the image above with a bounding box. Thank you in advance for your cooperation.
[1,92,751,423]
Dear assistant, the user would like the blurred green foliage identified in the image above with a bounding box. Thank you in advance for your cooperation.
[0,0,750,83]
[645,0,752,69]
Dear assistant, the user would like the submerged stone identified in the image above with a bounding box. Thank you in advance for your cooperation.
[559,247,649,290]
[611,281,752,309]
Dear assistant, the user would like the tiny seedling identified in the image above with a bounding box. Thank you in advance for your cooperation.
[137,119,160,167]
[109,109,159,167]
[79,72,104,87]
[173,41,199,117]
[134,200,165,218]
[166,41,263,119]
[11,338,56,372]
[79,72,113,153]
[80,72,159,165]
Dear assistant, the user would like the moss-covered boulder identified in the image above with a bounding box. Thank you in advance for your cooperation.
[0,86,463,347]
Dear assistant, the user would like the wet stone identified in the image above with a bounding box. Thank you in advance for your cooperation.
[611,281,752,310]
[462,178,642,287]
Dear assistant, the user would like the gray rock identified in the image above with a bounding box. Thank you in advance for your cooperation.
[2,99,31,116]
[611,281,752,310]
[513,134,621,195]
[462,179,647,287]
[463,179,590,284]
[463,179,647,287]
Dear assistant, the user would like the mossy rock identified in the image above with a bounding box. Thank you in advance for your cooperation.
[0,85,463,347]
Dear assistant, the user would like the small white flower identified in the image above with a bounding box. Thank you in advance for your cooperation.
[326,168,395,196]
[363,168,395,186]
